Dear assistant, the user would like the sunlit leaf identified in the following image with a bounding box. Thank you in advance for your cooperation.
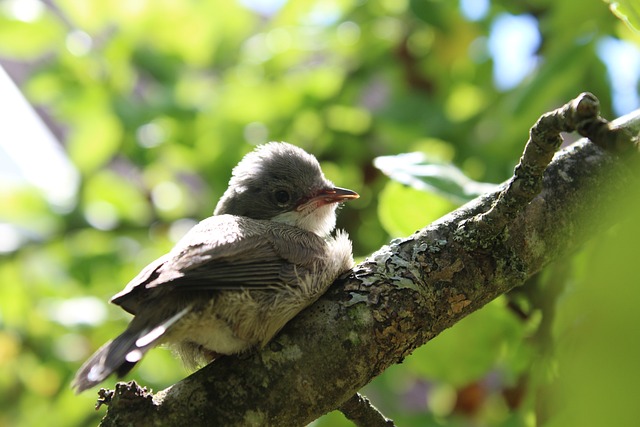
[607,0,640,33]
[374,152,498,204]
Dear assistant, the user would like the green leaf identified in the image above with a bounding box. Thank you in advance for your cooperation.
[606,0,640,33]
[551,195,640,426]
[374,152,498,204]
[378,180,457,237]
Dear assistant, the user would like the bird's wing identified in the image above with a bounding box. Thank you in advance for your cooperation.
[111,215,326,314]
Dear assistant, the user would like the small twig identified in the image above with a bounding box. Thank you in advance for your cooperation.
[455,92,634,248]
[339,393,396,427]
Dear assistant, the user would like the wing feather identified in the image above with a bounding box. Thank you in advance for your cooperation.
[111,215,325,314]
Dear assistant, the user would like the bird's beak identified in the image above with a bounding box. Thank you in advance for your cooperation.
[296,187,359,211]
[319,187,360,203]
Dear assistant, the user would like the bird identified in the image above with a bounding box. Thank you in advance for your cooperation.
[72,142,359,393]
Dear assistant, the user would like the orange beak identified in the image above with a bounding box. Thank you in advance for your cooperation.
[296,187,359,211]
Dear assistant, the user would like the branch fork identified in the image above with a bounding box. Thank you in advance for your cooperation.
[457,92,637,248]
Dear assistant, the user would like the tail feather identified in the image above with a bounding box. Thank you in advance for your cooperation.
[72,307,190,393]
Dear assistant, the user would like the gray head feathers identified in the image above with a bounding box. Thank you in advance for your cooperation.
[214,142,339,235]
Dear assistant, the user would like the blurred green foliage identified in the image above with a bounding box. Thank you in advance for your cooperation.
[0,0,638,426]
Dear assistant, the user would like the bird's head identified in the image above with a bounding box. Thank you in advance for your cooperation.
[214,142,358,236]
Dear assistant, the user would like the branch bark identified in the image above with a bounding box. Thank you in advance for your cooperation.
[97,98,640,426]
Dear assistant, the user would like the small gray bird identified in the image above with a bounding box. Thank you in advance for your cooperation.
[72,142,358,393]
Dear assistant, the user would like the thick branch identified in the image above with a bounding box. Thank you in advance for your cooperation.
[98,105,640,427]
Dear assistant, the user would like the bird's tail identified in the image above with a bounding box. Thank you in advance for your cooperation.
[72,307,190,393]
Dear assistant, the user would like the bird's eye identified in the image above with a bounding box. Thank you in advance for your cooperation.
[274,190,291,204]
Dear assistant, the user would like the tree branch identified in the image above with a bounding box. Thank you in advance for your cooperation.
[97,96,640,426]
